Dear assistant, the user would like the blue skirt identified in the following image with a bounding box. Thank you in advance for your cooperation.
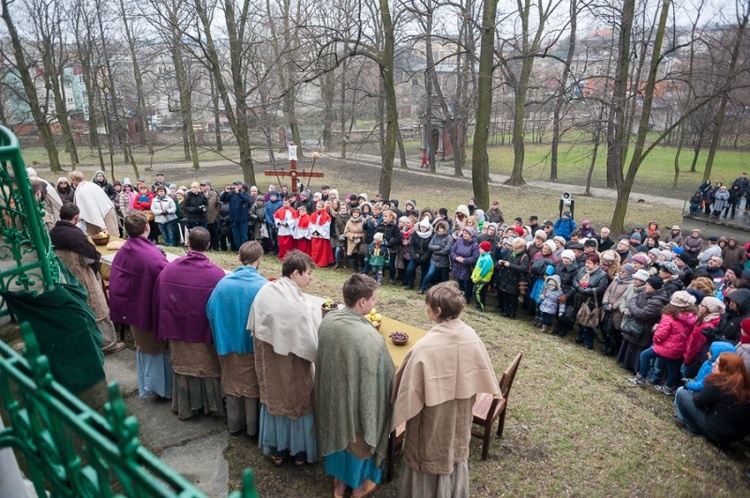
[258,404,317,463]
[136,350,173,399]
[325,450,383,489]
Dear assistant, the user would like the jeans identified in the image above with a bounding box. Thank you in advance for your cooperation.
[334,246,345,263]
[689,205,701,216]
[405,259,429,288]
[419,265,449,291]
[638,347,663,380]
[157,220,178,246]
[675,387,707,435]
[231,222,248,250]
[576,325,595,348]
[457,278,473,303]
[541,311,553,326]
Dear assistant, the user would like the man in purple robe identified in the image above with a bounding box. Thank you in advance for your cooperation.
[109,211,172,399]
[154,227,227,419]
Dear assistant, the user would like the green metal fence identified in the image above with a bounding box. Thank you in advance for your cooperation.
[0,125,60,318]
[0,322,259,497]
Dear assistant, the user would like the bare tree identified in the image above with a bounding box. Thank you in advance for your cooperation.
[0,0,63,172]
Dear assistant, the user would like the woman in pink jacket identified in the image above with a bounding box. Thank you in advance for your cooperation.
[629,291,698,395]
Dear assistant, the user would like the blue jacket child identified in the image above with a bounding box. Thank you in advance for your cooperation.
[685,341,736,391]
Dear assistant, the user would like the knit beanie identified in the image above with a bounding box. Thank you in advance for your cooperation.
[669,290,695,307]
[631,232,642,241]
[686,288,705,305]
[660,250,673,261]
[632,253,649,266]
[512,226,524,237]
[633,269,651,282]
[535,231,548,242]
[729,265,743,277]
[561,250,575,262]
[646,275,664,289]
[479,241,492,252]
[659,261,679,276]
[701,296,726,314]
[543,240,556,253]
[620,263,636,275]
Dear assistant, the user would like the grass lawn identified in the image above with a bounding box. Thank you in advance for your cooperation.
[204,251,750,497]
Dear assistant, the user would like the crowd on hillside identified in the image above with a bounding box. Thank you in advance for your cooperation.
[27,166,750,481]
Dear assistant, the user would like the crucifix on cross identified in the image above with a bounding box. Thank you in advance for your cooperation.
[263,144,323,194]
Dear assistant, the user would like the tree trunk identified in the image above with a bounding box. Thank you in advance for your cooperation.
[550,0,577,182]
[610,0,670,234]
[376,0,398,198]
[470,0,498,209]
[209,76,222,152]
[397,127,407,169]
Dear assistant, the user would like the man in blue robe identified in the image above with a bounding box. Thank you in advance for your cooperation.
[206,241,268,435]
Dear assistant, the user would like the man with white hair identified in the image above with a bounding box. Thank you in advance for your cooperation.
[69,170,119,236]
[597,227,614,252]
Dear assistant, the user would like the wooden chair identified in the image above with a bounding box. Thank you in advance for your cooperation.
[471,351,523,460]
[385,421,406,482]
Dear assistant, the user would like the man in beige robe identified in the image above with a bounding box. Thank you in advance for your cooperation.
[392,281,499,498]
[69,170,119,236]
[248,250,321,467]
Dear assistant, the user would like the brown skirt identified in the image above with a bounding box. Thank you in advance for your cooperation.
[219,352,259,398]
[398,460,469,498]
[131,326,168,355]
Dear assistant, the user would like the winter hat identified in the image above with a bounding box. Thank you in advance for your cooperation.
[701,296,725,314]
[670,290,696,307]
[691,228,700,234]
[269,190,278,196]
[359,193,368,201]
[479,241,492,252]
[439,208,448,216]
[582,219,591,226]
[524,225,533,235]
[407,199,416,208]
[633,269,651,282]
[646,275,664,289]
[741,317,750,336]
[584,239,598,248]
[672,247,685,256]
[300,190,310,198]
[620,263,636,275]
[122,177,132,187]
[553,236,566,246]
[543,240,556,253]
[671,225,681,231]
[686,288,705,305]
[535,231,548,241]
[630,232,642,242]
[563,211,571,217]
[57,177,68,185]
[373,233,384,242]
[586,253,600,265]
[648,248,661,258]
[729,265,743,277]
[456,205,470,217]
[660,250,674,261]
[659,261,679,276]
[530,215,538,221]
[512,238,527,250]
[462,226,476,237]
[632,254,649,266]
[742,268,750,280]
[419,218,431,229]
[512,226,525,237]
[514,216,523,225]
[561,249,575,262]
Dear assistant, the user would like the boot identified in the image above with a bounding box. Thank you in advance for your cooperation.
[540,324,552,334]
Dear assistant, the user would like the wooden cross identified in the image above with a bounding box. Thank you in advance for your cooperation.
[263,144,323,194]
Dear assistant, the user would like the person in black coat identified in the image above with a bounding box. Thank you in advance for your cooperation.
[675,352,750,446]
[404,219,432,290]
[181,182,209,229]
[571,253,609,349]
[493,237,528,319]
[617,276,670,373]
[554,249,579,336]
[703,288,750,343]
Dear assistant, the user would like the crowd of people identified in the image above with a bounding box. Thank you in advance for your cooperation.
[30,166,750,491]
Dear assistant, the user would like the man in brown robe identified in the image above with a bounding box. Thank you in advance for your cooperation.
[49,203,124,354]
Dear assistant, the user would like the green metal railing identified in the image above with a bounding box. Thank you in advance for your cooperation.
[0,126,258,497]
[0,125,60,317]
[0,320,259,497]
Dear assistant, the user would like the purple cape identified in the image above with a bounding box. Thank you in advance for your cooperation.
[154,252,226,343]
[108,236,168,330]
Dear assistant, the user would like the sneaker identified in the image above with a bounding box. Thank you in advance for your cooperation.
[627,375,646,387]
[654,384,676,396]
